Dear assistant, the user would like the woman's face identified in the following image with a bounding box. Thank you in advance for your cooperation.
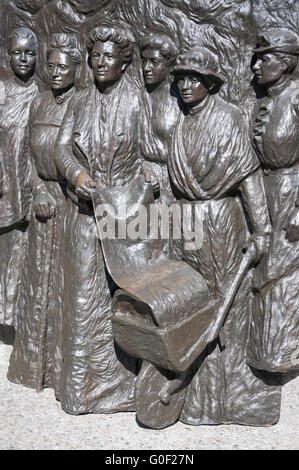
[176,72,210,106]
[91,41,125,86]
[253,53,286,85]
[47,51,76,91]
[9,36,36,80]
[141,47,168,86]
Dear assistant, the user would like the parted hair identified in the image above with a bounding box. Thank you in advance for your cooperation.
[88,25,134,64]
[140,33,178,66]
[46,33,82,65]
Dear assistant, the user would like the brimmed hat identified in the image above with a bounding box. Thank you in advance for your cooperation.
[171,47,225,86]
[254,29,299,55]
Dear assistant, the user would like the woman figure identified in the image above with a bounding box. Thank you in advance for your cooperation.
[247,30,299,373]
[8,34,81,396]
[53,25,140,415]
[0,27,38,328]
[139,33,179,205]
[168,48,281,426]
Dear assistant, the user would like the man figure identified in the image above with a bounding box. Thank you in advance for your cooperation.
[0,27,38,328]
[54,25,140,415]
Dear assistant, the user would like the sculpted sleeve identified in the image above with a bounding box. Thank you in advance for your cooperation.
[27,98,48,197]
[55,95,86,187]
[239,168,272,236]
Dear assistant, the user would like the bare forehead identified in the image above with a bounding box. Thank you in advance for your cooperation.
[48,51,71,65]
[141,48,165,60]
[92,41,119,55]
[10,36,36,51]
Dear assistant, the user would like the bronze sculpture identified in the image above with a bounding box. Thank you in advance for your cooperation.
[53,25,140,415]
[139,33,179,206]
[0,27,38,328]
[168,48,281,426]
[247,29,299,374]
[8,33,81,393]
[0,0,297,431]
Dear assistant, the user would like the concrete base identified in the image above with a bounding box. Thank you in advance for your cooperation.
[0,344,298,450]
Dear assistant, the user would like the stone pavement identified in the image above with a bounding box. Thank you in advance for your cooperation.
[0,342,298,450]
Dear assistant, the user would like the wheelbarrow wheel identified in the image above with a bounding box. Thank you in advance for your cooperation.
[135,361,188,429]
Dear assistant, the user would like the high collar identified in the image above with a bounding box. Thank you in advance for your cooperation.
[188,94,211,115]
[267,76,292,98]
[53,86,75,104]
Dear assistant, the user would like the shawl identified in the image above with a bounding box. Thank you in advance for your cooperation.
[169,95,259,201]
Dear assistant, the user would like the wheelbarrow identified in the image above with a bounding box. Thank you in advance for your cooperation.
[111,244,255,429]
[91,176,256,428]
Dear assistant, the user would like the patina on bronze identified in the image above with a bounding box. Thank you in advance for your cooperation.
[0,0,298,431]
[248,29,299,374]
[8,33,81,395]
[0,27,38,328]
[139,33,179,205]
[53,25,140,415]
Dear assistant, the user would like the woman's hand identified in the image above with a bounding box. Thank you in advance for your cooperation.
[75,172,96,201]
[33,190,56,219]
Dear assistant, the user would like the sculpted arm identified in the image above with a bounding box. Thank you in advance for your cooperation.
[55,99,94,200]
[239,168,272,262]
[26,101,56,219]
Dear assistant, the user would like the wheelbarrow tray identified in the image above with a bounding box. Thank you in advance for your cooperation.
[111,298,218,374]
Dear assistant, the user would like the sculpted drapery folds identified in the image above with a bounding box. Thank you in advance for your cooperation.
[8,33,81,394]
[53,25,140,415]
[247,29,299,374]
[0,2,298,430]
[0,27,38,328]
[168,48,281,426]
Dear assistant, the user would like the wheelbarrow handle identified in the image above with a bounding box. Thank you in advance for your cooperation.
[212,243,256,343]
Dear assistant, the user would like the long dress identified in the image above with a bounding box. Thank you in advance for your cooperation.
[140,81,179,205]
[247,79,299,373]
[0,76,38,327]
[140,81,179,257]
[168,94,282,425]
[8,88,73,395]
[54,75,141,415]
